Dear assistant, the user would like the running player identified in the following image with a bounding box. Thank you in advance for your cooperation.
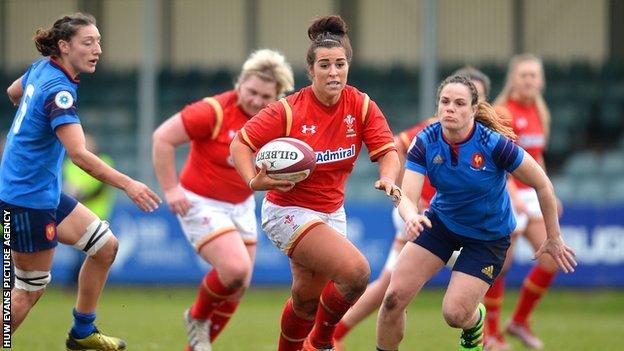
[486,54,560,350]
[152,49,294,351]
[230,15,401,351]
[334,66,509,350]
[332,116,436,350]
[376,75,576,351]
[1,13,160,351]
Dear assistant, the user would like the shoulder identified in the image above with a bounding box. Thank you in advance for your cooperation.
[284,86,309,106]
[213,90,237,108]
[418,121,441,144]
[475,122,499,148]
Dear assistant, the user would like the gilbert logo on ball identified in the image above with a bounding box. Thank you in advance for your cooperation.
[255,137,316,183]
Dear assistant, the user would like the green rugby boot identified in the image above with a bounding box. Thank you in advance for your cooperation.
[459,303,486,351]
[66,328,126,351]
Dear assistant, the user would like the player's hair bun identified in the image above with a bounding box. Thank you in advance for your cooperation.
[308,15,348,41]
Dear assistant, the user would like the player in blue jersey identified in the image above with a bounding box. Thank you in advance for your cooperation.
[1,13,160,351]
[375,75,576,351]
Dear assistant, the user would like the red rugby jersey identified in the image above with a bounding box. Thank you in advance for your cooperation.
[239,85,396,213]
[397,119,436,205]
[179,90,253,203]
[506,99,546,189]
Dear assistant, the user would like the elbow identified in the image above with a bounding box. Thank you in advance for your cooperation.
[67,148,89,168]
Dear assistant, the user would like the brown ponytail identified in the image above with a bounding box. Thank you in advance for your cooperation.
[475,102,517,140]
[33,13,96,57]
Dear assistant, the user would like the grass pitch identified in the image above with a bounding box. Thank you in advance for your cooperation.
[9,287,624,350]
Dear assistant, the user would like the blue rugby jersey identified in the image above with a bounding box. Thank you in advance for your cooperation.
[0,58,81,209]
[406,122,524,240]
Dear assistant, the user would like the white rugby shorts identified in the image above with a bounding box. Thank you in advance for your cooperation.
[178,188,257,251]
[261,198,347,256]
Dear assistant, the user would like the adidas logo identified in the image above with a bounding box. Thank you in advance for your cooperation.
[481,265,494,279]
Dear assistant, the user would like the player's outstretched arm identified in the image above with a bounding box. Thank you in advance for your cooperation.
[374,150,402,205]
[152,112,192,215]
[6,76,23,106]
[511,153,577,273]
[398,169,431,240]
[56,123,161,212]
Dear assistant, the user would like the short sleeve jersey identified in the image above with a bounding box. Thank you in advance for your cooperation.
[239,85,396,213]
[397,119,436,205]
[179,90,253,203]
[506,99,545,189]
[0,58,81,209]
[406,122,525,240]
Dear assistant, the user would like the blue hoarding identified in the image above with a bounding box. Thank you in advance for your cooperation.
[50,200,624,287]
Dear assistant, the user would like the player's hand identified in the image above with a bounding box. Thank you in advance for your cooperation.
[403,212,432,240]
[250,163,295,192]
[124,180,161,212]
[533,236,577,273]
[374,177,402,207]
[164,187,191,216]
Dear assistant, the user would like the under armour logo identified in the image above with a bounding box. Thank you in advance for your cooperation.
[302,125,317,134]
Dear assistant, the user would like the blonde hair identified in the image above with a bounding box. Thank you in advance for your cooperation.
[235,49,295,97]
[494,53,551,141]
[438,75,516,140]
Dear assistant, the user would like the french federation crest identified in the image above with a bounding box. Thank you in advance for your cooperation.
[471,152,485,170]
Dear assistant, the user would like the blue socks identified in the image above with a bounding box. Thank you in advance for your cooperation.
[70,308,97,339]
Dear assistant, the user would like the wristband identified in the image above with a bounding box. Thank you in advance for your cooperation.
[248,178,255,190]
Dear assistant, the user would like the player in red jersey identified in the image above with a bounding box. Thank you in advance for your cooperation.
[230,15,401,351]
[152,49,294,351]
[485,54,559,350]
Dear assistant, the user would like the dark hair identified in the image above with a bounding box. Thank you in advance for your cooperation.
[437,75,516,140]
[33,13,96,57]
[306,15,352,67]
[452,66,491,100]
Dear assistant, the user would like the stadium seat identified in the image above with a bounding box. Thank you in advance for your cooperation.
[562,151,601,178]
[573,178,607,204]
[600,150,624,178]
[551,175,576,204]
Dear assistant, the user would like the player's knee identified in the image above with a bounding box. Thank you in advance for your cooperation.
[381,290,401,313]
[74,219,115,259]
[291,292,320,319]
[14,268,51,294]
[442,303,471,328]
[92,235,118,266]
[340,258,370,301]
[218,261,252,290]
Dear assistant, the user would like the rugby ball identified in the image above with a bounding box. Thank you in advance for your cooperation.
[255,137,316,183]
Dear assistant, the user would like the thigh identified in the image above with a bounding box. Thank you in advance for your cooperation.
[289,223,367,282]
[389,242,445,299]
[232,195,258,245]
[179,197,237,251]
[2,202,58,254]
[12,249,55,271]
[198,230,250,268]
[261,199,328,256]
[56,202,98,246]
[443,270,490,313]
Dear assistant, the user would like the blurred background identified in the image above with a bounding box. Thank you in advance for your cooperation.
[1,0,623,349]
